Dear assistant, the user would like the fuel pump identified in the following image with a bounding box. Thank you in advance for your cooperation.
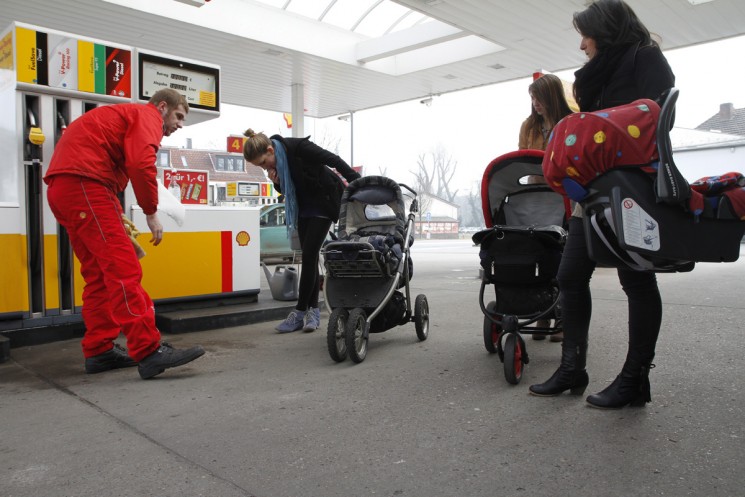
[24,98,46,317]
[55,106,75,314]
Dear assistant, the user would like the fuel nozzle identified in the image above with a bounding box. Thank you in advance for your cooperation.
[28,126,45,146]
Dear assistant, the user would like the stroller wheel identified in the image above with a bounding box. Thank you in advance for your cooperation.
[503,333,524,385]
[345,308,368,363]
[414,294,429,341]
[483,301,501,354]
[327,308,349,362]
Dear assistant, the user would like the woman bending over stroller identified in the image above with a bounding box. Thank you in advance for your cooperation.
[243,130,360,333]
[528,0,675,408]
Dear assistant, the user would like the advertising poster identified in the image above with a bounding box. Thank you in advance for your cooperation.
[163,169,208,205]
[48,34,78,90]
[105,46,131,98]
[78,41,108,95]
[15,26,48,85]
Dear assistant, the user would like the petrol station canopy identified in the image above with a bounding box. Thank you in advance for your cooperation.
[2,0,744,119]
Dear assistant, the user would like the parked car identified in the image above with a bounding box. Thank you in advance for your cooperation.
[260,203,300,262]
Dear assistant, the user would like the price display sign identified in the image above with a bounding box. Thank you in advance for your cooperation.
[138,52,219,111]
[163,169,209,205]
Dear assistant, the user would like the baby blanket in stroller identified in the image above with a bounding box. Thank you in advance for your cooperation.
[689,172,745,220]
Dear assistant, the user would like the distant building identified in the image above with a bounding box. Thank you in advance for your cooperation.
[695,103,745,136]
[158,146,275,206]
[409,193,459,239]
[672,102,745,182]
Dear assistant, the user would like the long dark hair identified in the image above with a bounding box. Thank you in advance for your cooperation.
[573,0,653,53]
[572,0,656,110]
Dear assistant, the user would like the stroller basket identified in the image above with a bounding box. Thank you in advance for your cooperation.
[324,241,392,278]
[475,225,565,286]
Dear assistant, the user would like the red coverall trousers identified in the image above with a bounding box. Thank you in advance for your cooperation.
[46,175,161,362]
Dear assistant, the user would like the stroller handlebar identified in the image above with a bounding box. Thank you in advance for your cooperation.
[397,183,417,196]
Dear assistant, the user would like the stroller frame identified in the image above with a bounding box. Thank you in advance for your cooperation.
[474,150,568,384]
[322,176,429,364]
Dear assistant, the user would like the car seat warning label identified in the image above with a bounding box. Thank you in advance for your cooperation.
[620,198,660,251]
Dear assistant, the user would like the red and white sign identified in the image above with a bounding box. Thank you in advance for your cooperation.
[163,169,209,205]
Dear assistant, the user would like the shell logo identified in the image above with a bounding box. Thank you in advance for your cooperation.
[236,231,251,246]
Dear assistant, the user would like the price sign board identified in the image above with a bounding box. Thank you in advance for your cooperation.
[138,52,219,111]
[163,169,209,205]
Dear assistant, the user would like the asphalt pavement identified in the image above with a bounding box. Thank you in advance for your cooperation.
[2,239,744,497]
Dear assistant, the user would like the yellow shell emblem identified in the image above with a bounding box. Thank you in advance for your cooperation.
[593,131,606,143]
[566,166,580,178]
[236,231,250,246]
[627,125,641,138]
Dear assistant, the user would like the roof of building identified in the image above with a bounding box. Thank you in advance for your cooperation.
[671,127,745,151]
[695,103,745,137]
[163,147,268,183]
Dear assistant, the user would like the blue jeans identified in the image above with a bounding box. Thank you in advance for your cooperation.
[557,218,662,362]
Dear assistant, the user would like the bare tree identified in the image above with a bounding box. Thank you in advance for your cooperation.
[409,146,461,237]
[312,126,343,157]
[466,181,483,227]
[410,146,459,202]
[411,153,435,196]
[433,145,459,203]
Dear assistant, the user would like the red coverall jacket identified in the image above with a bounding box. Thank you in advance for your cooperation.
[44,103,163,214]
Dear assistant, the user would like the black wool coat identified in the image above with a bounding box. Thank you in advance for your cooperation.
[270,135,361,222]
[582,42,675,112]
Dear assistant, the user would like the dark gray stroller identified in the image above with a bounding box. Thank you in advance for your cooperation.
[321,176,429,363]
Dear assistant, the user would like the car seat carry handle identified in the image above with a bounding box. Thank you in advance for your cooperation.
[655,88,691,205]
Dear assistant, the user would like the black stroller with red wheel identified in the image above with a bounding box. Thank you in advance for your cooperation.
[472,150,569,384]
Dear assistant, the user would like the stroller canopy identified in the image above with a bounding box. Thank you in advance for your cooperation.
[480,150,567,228]
[338,175,407,240]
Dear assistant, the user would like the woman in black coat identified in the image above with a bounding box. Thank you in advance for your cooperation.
[244,129,361,333]
[529,0,675,409]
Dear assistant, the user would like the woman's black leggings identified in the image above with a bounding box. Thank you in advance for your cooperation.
[557,217,662,363]
[296,216,332,311]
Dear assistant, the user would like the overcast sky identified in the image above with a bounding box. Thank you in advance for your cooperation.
[163,34,745,195]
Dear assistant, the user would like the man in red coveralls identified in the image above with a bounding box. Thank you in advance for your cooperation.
[44,88,205,379]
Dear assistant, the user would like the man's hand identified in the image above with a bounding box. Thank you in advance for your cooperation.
[146,213,164,246]
[267,167,278,183]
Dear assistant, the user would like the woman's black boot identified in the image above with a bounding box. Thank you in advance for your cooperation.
[586,356,655,409]
[529,340,589,396]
